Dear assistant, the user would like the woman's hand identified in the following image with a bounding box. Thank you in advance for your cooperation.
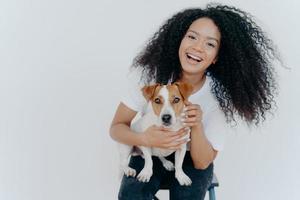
[181,101,203,127]
[141,125,190,150]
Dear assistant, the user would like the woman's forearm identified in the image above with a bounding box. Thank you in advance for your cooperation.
[110,123,146,146]
[189,123,216,169]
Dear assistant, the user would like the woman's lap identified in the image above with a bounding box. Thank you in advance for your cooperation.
[118,155,165,200]
[118,152,213,200]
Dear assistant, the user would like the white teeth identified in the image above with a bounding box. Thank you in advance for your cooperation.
[187,53,202,62]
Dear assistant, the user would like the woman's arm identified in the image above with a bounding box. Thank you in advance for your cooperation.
[189,123,217,169]
[110,103,146,146]
[182,102,218,169]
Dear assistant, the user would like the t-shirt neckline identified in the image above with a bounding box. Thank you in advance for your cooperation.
[190,75,209,97]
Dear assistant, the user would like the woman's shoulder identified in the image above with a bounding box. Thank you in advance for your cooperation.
[121,70,148,113]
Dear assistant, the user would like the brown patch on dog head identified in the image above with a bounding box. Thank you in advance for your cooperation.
[174,82,194,104]
[141,84,160,101]
[142,84,163,116]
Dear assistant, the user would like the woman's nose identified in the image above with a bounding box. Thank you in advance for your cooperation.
[192,40,204,52]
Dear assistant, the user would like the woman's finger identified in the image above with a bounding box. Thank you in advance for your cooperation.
[183,110,200,117]
[182,122,200,127]
[184,103,200,109]
[158,126,172,131]
[164,134,187,144]
[182,116,201,123]
[185,101,192,106]
[171,132,189,141]
[162,127,185,137]
[166,139,190,150]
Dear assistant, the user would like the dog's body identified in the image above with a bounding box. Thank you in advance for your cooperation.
[118,82,193,186]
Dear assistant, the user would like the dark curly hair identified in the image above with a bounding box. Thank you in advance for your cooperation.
[132,3,281,125]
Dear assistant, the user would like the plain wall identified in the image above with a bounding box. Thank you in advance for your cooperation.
[0,0,299,199]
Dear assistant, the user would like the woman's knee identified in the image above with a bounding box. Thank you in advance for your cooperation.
[118,175,160,200]
[118,176,146,199]
[118,156,162,200]
[169,163,214,200]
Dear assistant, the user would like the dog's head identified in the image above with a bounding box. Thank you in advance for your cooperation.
[142,82,193,127]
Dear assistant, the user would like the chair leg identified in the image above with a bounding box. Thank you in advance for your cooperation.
[209,187,216,200]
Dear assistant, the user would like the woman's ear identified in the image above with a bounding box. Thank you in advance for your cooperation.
[212,56,218,64]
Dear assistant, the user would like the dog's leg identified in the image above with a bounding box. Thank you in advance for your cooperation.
[136,146,153,182]
[174,147,192,186]
[118,144,136,178]
[158,157,174,171]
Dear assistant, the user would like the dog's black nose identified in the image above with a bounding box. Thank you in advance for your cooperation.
[162,114,172,124]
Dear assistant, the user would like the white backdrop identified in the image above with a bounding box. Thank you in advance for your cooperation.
[0,0,299,200]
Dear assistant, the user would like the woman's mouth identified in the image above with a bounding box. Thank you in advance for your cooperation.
[186,53,203,63]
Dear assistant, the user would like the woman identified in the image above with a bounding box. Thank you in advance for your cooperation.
[110,3,280,200]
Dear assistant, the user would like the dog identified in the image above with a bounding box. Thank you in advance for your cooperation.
[118,82,194,186]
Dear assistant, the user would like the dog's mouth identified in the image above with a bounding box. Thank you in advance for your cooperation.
[162,122,172,127]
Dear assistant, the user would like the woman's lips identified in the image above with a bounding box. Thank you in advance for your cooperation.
[186,53,203,64]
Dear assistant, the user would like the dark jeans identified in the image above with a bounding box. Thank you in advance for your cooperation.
[118,152,214,200]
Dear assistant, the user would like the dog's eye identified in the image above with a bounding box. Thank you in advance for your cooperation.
[173,97,180,103]
[154,98,161,104]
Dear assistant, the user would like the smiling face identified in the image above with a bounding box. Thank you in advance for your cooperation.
[178,17,221,76]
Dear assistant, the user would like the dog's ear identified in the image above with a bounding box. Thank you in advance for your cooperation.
[141,84,160,101]
[174,82,193,104]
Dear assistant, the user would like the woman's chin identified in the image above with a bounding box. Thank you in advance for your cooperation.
[181,64,206,75]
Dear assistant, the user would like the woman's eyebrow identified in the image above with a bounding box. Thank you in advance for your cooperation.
[188,30,220,43]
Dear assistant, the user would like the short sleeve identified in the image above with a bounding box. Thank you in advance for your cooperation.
[202,106,229,151]
[120,72,147,113]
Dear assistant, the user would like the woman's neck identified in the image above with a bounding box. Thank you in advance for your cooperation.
[180,72,206,94]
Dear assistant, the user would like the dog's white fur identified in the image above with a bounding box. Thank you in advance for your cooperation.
[118,84,192,186]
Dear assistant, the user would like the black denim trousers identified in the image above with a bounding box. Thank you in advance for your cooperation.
[118,151,213,200]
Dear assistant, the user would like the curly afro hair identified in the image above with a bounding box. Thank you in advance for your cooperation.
[132,3,281,125]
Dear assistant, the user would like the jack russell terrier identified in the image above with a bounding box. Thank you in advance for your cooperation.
[118,82,194,186]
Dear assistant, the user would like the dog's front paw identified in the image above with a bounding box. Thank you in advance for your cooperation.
[137,168,153,182]
[162,160,175,171]
[123,166,136,177]
[175,170,192,186]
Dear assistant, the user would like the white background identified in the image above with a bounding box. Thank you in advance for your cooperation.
[0,0,299,200]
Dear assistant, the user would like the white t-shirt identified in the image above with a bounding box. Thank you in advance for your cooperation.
[121,75,228,151]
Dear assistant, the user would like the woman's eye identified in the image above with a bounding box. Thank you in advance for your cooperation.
[207,43,216,48]
[154,98,161,104]
[187,35,196,40]
[173,97,180,103]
